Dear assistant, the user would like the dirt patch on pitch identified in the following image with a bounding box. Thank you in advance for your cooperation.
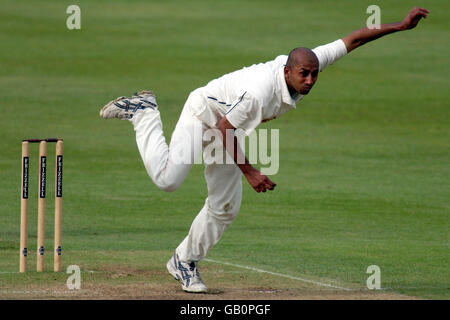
[0,267,418,300]
[0,262,419,300]
[0,283,418,300]
[86,283,418,300]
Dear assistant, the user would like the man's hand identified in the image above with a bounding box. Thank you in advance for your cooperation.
[244,167,276,193]
[400,7,429,30]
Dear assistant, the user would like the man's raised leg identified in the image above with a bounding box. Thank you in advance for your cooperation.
[100,90,204,192]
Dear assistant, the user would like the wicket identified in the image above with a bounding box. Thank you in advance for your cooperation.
[20,138,63,272]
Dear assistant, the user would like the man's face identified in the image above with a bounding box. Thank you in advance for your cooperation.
[284,60,319,95]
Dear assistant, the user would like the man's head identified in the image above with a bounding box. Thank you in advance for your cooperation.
[284,47,319,95]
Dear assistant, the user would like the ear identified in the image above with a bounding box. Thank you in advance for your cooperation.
[284,66,291,85]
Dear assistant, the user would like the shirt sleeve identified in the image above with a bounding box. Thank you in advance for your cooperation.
[312,39,348,72]
[225,92,263,136]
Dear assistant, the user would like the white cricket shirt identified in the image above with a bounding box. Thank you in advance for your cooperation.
[189,39,348,135]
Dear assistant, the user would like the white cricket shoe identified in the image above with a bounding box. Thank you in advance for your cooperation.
[166,253,208,293]
[99,90,158,120]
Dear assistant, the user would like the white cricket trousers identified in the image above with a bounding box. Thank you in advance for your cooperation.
[132,92,242,263]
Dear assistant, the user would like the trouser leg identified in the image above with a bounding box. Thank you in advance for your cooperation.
[132,101,203,192]
[176,162,243,262]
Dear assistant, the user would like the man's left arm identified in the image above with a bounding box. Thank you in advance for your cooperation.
[342,6,429,53]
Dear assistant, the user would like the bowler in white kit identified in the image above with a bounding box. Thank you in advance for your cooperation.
[100,7,428,293]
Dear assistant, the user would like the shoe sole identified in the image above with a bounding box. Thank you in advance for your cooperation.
[99,96,125,118]
[100,94,156,119]
[99,102,111,118]
[134,90,154,97]
[166,260,208,293]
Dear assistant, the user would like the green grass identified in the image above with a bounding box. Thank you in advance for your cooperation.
[0,0,449,299]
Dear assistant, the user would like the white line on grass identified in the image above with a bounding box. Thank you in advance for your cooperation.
[204,258,352,291]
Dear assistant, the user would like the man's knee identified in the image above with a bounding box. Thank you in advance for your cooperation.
[206,200,240,224]
[156,180,182,192]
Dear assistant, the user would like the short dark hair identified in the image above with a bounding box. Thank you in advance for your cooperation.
[286,47,318,69]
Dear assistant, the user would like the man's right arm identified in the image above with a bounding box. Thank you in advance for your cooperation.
[216,115,276,193]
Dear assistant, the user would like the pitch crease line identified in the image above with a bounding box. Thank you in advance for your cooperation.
[204,258,351,291]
